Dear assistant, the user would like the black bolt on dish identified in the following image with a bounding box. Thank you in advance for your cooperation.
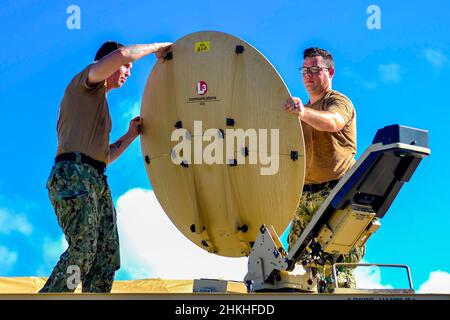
[180,161,189,168]
[238,224,249,233]
[164,52,173,60]
[291,150,299,161]
[174,121,183,129]
[226,118,235,126]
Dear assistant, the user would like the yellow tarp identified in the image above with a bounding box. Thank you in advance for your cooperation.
[0,277,195,294]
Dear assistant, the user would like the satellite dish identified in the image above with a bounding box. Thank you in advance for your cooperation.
[140,31,305,257]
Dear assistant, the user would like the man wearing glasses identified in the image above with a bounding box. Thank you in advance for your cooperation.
[284,47,364,293]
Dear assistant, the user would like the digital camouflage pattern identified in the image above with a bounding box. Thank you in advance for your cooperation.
[39,158,120,293]
[288,184,365,293]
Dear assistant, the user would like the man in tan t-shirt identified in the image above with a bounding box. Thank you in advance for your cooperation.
[40,40,171,293]
[284,47,364,293]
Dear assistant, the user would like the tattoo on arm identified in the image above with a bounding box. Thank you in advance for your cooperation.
[110,140,123,153]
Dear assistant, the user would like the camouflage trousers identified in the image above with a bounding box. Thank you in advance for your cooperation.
[288,183,365,293]
[39,160,120,293]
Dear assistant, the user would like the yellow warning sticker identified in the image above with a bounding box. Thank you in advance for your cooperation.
[195,41,210,52]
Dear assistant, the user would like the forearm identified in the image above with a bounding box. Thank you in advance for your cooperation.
[300,108,344,132]
[89,43,167,84]
[107,132,135,165]
[121,43,164,63]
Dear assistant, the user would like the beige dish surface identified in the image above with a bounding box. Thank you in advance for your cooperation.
[140,31,305,257]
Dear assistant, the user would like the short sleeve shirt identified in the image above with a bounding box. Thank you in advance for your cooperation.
[302,90,357,184]
[56,64,112,163]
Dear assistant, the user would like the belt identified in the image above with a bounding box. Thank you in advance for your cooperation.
[303,179,339,193]
[55,152,106,174]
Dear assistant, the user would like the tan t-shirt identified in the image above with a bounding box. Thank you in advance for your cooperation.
[56,64,112,164]
[303,90,356,184]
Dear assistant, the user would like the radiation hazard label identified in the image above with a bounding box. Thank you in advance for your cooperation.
[195,41,210,52]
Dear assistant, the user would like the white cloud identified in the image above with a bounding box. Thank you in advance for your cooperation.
[116,188,247,281]
[35,236,68,276]
[0,208,33,236]
[0,245,18,275]
[418,271,450,294]
[119,99,141,131]
[423,49,447,69]
[341,67,377,90]
[378,63,402,83]
[43,236,68,264]
[121,100,141,119]
[354,263,394,289]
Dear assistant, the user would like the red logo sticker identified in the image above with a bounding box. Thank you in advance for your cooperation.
[197,81,208,95]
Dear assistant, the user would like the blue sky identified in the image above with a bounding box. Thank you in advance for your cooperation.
[0,0,449,291]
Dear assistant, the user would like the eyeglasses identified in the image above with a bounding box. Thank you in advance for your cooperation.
[299,66,330,74]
